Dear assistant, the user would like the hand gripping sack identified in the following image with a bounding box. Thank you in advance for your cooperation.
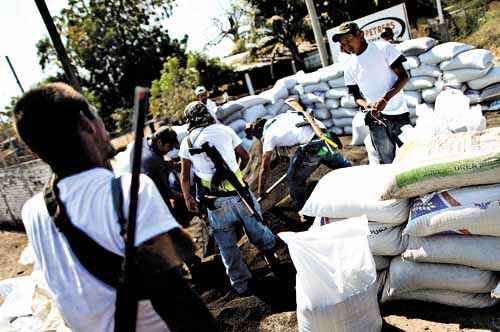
[402,235,500,271]
[301,165,410,224]
[403,183,500,237]
[381,128,500,199]
[279,216,382,332]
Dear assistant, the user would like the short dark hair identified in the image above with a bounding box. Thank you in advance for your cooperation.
[153,126,178,145]
[13,82,95,171]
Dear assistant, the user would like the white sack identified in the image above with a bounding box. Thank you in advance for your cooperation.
[280,216,381,332]
[326,87,349,99]
[381,289,498,308]
[421,86,442,103]
[410,64,442,78]
[300,93,325,105]
[480,82,500,102]
[404,183,500,237]
[330,127,344,135]
[332,107,357,119]
[332,117,353,127]
[266,99,286,116]
[216,102,244,120]
[396,37,438,56]
[468,66,500,90]
[228,119,246,133]
[419,42,474,65]
[328,77,345,88]
[222,110,243,125]
[350,112,369,146]
[343,126,352,135]
[300,165,410,224]
[325,98,340,109]
[340,95,357,108]
[291,84,305,96]
[322,118,334,128]
[404,76,436,90]
[442,64,493,83]
[297,72,321,86]
[317,63,344,81]
[243,104,267,123]
[440,49,494,71]
[404,91,422,107]
[304,82,330,94]
[403,235,500,271]
[383,257,498,297]
[314,218,408,256]
[260,85,289,104]
[276,75,298,89]
[382,127,500,199]
[241,137,257,152]
[313,107,331,120]
[403,56,420,70]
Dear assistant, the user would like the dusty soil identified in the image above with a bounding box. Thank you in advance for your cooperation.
[1,111,499,331]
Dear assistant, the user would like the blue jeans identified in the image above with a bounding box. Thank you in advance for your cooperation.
[206,194,275,293]
[288,139,351,210]
[366,112,411,164]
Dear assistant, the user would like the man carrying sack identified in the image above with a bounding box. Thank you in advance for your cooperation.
[245,99,351,211]
[179,101,279,296]
[332,21,410,164]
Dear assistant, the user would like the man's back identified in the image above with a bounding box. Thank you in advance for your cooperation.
[22,168,178,332]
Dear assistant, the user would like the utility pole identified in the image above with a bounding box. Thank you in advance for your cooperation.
[435,0,450,42]
[34,0,82,92]
[304,0,329,67]
[5,56,24,93]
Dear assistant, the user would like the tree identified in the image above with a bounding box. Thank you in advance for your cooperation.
[149,56,200,123]
[36,0,186,129]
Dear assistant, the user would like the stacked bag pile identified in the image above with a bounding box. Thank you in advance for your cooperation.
[214,37,500,152]
[299,164,412,296]
[379,127,500,308]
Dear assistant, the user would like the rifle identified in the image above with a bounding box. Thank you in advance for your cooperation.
[285,98,340,153]
[191,142,264,224]
[114,87,149,332]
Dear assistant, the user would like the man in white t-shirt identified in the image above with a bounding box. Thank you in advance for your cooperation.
[332,21,411,164]
[195,86,218,122]
[14,83,218,332]
[245,111,350,211]
[179,101,278,296]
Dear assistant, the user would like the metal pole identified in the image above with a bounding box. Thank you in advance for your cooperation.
[34,0,82,92]
[304,0,329,67]
[435,0,450,42]
[5,56,24,93]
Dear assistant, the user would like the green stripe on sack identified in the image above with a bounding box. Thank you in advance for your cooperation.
[395,153,500,188]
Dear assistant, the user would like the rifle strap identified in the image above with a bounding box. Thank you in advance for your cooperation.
[44,173,125,288]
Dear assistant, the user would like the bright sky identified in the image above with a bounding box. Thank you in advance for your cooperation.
[0,0,234,115]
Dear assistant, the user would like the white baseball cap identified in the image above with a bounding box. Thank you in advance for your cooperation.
[195,86,207,96]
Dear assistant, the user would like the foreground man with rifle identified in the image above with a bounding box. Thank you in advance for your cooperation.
[179,101,279,296]
[15,83,218,332]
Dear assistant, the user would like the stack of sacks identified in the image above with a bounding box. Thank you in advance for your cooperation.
[380,127,500,308]
[300,164,411,297]
[398,87,486,147]
[399,38,500,114]
[215,95,272,151]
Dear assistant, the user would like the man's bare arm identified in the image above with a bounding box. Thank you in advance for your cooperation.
[257,151,273,198]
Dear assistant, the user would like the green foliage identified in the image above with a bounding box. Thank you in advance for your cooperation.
[36,0,186,130]
[187,53,239,95]
[149,57,200,123]
[110,107,134,134]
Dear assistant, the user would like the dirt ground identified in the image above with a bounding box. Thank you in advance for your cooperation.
[1,111,500,331]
